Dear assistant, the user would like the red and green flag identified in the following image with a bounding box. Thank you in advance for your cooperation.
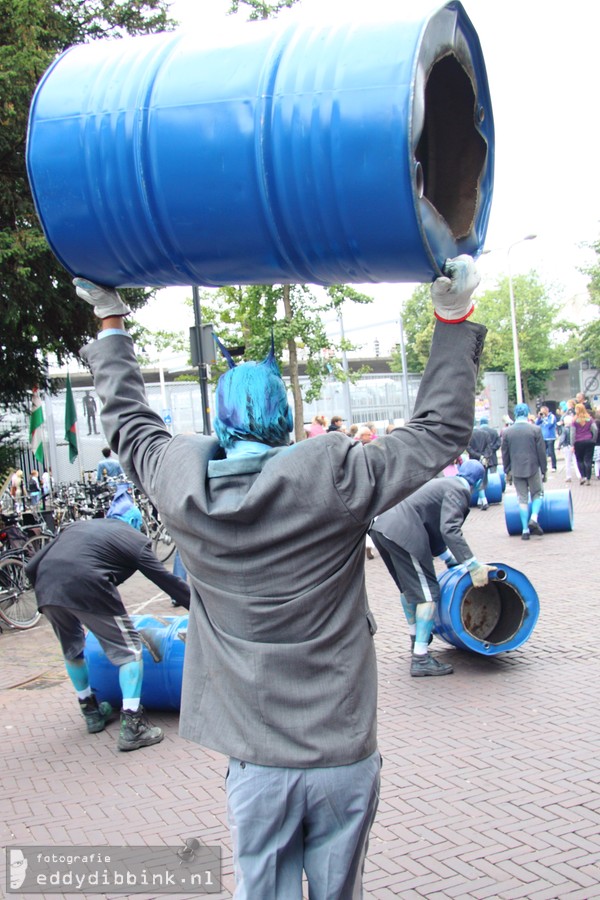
[29,388,45,463]
[64,373,78,463]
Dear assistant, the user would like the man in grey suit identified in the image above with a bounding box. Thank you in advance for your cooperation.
[501,402,547,540]
[371,460,495,677]
[73,256,486,898]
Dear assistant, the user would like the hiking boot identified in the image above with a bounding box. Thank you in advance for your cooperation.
[410,654,453,677]
[528,520,544,536]
[79,695,114,734]
[118,706,164,751]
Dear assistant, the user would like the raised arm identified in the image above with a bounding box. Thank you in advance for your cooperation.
[75,281,172,500]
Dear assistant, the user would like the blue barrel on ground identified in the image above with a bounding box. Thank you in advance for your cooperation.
[86,614,187,710]
[470,471,503,506]
[26,3,493,289]
[503,490,574,535]
[496,465,506,491]
[434,563,540,655]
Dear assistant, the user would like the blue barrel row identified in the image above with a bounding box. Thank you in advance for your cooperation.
[86,561,540,709]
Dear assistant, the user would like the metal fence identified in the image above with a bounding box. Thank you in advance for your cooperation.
[3,371,423,483]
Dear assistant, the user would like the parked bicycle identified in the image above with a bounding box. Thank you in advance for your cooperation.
[0,512,54,560]
[0,550,41,630]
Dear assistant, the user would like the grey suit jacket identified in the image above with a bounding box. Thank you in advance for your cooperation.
[26,518,190,613]
[81,319,486,767]
[371,477,474,564]
[501,421,547,479]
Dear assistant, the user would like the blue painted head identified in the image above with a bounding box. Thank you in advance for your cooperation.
[479,416,488,425]
[514,403,530,420]
[457,460,485,489]
[213,339,293,449]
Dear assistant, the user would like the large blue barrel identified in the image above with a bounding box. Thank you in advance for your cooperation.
[469,471,503,506]
[503,490,574,535]
[434,564,539,655]
[26,4,493,288]
[86,614,187,710]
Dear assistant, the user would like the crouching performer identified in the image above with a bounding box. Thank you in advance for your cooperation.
[26,518,190,750]
[72,255,485,898]
[371,460,496,677]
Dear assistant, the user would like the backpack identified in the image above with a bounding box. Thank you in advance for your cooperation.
[106,483,143,531]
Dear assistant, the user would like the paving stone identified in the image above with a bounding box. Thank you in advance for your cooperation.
[1,465,599,897]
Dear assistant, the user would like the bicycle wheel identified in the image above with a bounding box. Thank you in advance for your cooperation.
[21,532,54,561]
[0,557,41,629]
[152,522,176,563]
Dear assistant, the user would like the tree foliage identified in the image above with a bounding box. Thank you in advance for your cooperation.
[474,272,574,404]
[0,0,174,410]
[197,283,373,439]
[228,0,300,19]
[388,284,434,375]
[579,236,600,368]
[390,273,578,404]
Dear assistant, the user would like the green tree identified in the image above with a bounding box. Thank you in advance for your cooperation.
[0,0,174,410]
[0,417,20,485]
[197,284,373,442]
[475,272,574,405]
[389,284,435,375]
[229,0,300,19]
[579,236,600,368]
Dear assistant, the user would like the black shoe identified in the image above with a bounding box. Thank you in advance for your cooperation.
[410,654,453,677]
[528,520,544,536]
[118,706,164,751]
[79,695,114,734]
[521,532,530,541]
[366,548,375,560]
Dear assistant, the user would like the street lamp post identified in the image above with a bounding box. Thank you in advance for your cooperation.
[506,234,537,405]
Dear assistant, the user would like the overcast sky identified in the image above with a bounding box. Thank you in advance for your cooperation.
[138,0,600,353]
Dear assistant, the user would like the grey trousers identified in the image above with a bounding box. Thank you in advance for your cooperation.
[226,749,382,900]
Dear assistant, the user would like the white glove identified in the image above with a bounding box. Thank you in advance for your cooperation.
[73,277,131,319]
[468,562,497,588]
[431,255,480,323]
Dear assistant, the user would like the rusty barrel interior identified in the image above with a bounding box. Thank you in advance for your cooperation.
[460,582,527,645]
[416,54,488,240]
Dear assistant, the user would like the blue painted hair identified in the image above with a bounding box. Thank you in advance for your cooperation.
[213,341,293,449]
[514,403,530,419]
[479,416,488,425]
[457,460,485,488]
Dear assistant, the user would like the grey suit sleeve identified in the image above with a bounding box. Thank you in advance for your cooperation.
[137,545,191,609]
[439,492,473,563]
[330,319,487,520]
[536,430,547,474]
[80,333,171,502]
[501,434,511,474]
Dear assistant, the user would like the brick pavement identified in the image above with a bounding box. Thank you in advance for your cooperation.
[1,462,599,899]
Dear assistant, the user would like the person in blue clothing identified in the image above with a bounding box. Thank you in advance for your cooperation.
[96,446,123,481]
[535,405,557,472]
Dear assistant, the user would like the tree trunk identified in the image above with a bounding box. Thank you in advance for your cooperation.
[282,285,305,442]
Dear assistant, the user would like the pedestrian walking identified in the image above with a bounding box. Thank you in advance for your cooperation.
[501,403,547,540]
[557,412,579,483]
[570,403,598,484]
[535,405,558,472]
